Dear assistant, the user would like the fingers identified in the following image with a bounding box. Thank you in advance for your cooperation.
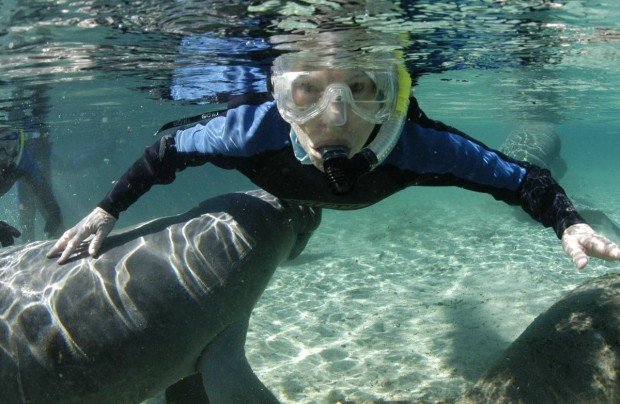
[570,248,589,270]
[562,223,620,269]
[0,222,21,246]
[0,227,20,246]
[46,208,116,264]
[563,236,588,270]
[57,232,87,265]
[46,229,76,258]
[89,226,112,256]
[581,234,620,261]
[0,237,15,247]
[47,227,89,265]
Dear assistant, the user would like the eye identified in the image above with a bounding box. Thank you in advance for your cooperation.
[349,82,366,94]
[292,77,323,105]
[349,83,365,94]
[293,78,320,93]
[349,79,377,100]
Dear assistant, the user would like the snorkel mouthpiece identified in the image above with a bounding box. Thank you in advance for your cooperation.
[322,148,351,195]
[322,147,375,195]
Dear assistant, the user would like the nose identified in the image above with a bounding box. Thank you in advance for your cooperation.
[322,99,347,126]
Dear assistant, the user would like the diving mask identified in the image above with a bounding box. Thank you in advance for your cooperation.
[272,68,398,125]
[271,52,411,195]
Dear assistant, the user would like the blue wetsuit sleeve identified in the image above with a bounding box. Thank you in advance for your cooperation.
[174,102,283,158]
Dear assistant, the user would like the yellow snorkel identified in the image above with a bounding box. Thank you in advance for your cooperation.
[364,54,411,168]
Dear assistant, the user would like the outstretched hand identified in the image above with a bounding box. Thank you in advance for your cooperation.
[562,223,620,269]
[46,207,117,264]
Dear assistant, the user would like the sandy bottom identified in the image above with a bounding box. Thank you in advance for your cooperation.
[246,188,619,403]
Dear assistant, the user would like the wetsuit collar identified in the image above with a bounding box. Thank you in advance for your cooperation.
[289,129,313,165]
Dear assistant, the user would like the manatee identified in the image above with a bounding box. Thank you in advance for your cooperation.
[0,190,321,403]
[501,122,567,178]
[461,273,620,403]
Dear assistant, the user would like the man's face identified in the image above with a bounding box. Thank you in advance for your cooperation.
[286,69,379,171]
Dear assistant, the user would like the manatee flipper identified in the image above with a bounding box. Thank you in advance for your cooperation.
[288,232,313,260]
[165,373,209,403]
[288,205,321,260]
[199,319,278,403]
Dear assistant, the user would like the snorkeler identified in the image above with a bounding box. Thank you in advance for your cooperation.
[0,126,64,246]
[47,39,620,270]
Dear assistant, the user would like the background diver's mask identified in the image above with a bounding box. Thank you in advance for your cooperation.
[0,130,25,169]
[272,59,411,195]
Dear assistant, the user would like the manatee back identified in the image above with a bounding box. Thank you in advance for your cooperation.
[0,190,319,403]
[463,274,620,403]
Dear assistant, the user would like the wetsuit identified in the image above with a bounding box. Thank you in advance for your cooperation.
[98,94,585,239]
[0,149,63,244]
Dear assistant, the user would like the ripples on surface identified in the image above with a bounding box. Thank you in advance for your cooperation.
[2,2,618,129]
[2,1,619,89]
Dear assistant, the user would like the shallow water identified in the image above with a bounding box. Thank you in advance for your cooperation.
[1,1,619,402]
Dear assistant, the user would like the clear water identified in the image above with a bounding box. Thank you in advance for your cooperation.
[1,1,619,402]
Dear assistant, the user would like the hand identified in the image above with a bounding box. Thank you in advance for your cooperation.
[47,207,117,264]
[562,223,620,269]
[0,221,21,247]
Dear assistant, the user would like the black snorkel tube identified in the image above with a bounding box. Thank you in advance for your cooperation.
[322,147,376,195]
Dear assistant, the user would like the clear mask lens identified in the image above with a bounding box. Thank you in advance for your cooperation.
[273,69,397,125]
